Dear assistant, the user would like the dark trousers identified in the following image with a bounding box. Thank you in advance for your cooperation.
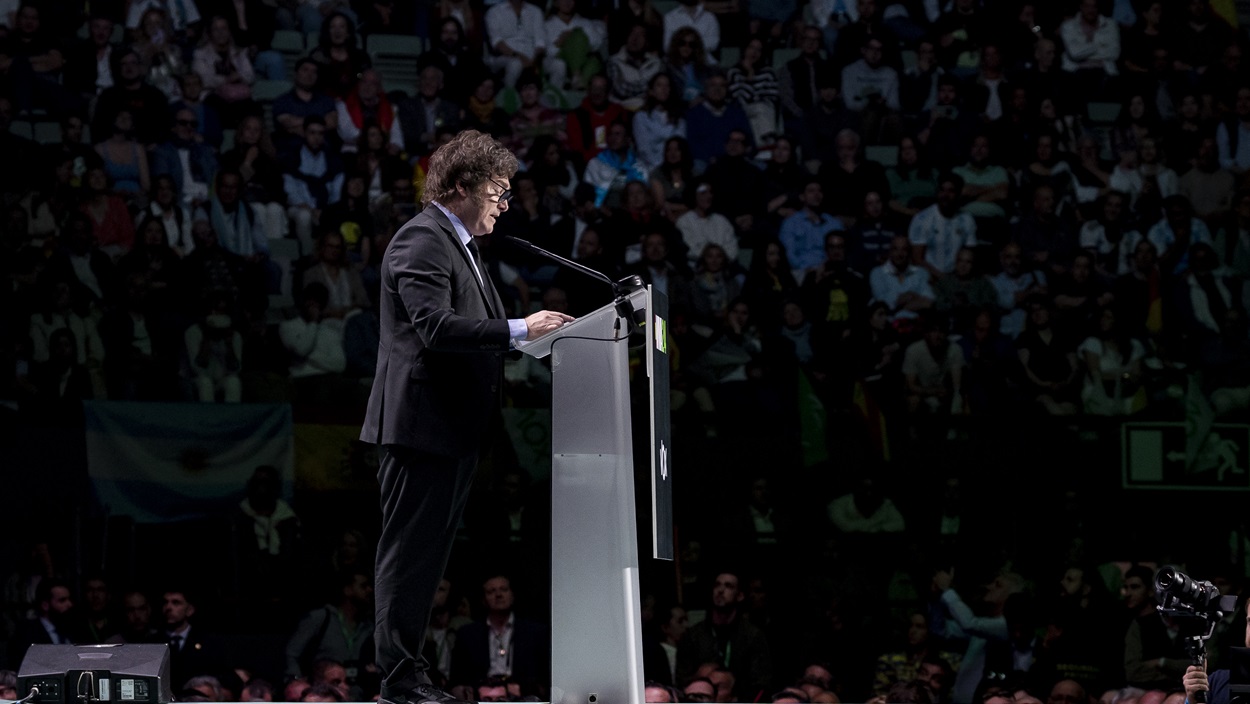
[375,444,477,698]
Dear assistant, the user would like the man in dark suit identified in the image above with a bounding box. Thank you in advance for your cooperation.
[450,575,551,698]
[7,578,74,670]
[160,588,229,690]
[360,129,573,704]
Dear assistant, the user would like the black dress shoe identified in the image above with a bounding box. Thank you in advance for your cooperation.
[385,683,474,704]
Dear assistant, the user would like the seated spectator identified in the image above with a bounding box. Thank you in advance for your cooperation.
[607,0,663,56]
[63,13,119,101]
[817,128,889,226]
[1013,184,1077,280]
[918,75,980,172]
[51,212,119,308]
[741,238,799,332]
[78,166,136,260]
[690,243,742,326]
[840,36,900,144]
[609,22,663,110]
[322,172,377,265]
[886,135,938,219]
[991,242,1048,339]
[174,72,226,152]
[204,170,269,261]
[1179,137,1235,224]
[633,73,687,172]
[335,69,403,154]
[191,15,256,126]
[94,109,151,202]
[283,115,346,253]
[119,215,188,317]
[450,575,551,700]
[900,39,940,128]
[527,136,582,214]
[870,235,934,325]
[799,232,869,341]
[27,274,106,396]
[649,136,696,222]
[354,125,411,202]
[1213,189,1250,278]
[727,37,781,147]
[758,135,808,225]
[951,134,1010,234]
[933,247,997,335]
[1018,132,1077,215]
[661,0,719,64]
[780,179,843,281]
[152,105,219,211]
[962,310,1025,416]
[1146,195,1213,276]
[92,45,172,147]
[964,43,1012,126]
[1015,297,1080,417]
[183,294,243,403]
[1216,85,1250,177]
[902,311,968,418]
[1079,191,1132,278]
[849,190,905,274]
[1058,0,1121,100]
[566,73,625,164]
[1112,239,1164,340]
[303,229,371,321]
[677,182,738,271]
[1052,250,1114,338]
[273,59,338,154]
[607,180,682,265]
[872,611,961,697]
[397,66,462,158]
[129,7,185,103]
[780,25,836,133]
[1109,92,1162,176]
[1173,242,1238,340]
[625,231,693,317]
[0,2,83,117]
[686,71,753,169]
[1070,133,1113,214]
[909,172,978,280]
[664,27,716,110]
[827,473,906,535]
[544,0,605,91]
[584,120,648,208]
[1078,306,1147,416]
[307,12,370,100]
[280,282,348,381]
[508,70,566,158]
[220,114,289,242]
[484,0,550,92]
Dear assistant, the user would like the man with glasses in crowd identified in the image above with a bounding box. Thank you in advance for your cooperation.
[361,130,573,704]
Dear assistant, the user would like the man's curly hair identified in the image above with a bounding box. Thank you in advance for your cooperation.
[421,129,519,207]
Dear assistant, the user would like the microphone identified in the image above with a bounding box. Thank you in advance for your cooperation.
[505,236,647,326]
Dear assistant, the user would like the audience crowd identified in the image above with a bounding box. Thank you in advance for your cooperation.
[1,0,1249,702]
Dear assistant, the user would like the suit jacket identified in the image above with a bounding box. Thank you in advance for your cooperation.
[151,142,219,199]
[450,618,551,693]
[7,618,59,670]
[360,205,511,457]
[396,95,462,156]
[166,627,230,690]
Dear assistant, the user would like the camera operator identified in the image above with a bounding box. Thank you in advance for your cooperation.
[1182,598,1250,704]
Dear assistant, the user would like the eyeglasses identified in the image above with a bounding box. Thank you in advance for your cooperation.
[488,177,512,203]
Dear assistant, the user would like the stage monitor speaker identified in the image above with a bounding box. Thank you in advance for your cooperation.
[17,644,172,704]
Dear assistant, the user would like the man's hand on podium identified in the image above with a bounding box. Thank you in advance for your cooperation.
[524,310,576,340]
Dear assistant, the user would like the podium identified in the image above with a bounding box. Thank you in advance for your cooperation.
[521,285,672,704]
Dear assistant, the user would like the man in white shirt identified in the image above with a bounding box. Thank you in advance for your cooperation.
[676,182,738,268]
[870,235,934,322]
[1059,0,1120,76]
[485,0,549,92]
[909,172,977,279]
[279,281,347,379]
[662,0,720,63]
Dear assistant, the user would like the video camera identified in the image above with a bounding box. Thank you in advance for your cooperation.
[1155,565,1239,635]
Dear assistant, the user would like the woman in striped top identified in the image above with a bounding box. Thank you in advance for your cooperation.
[726,37,781,146]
